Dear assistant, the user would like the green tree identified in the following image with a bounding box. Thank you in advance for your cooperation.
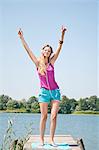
[31,102,39,109]
[88,96,97,111]
[28,96,38,104]
[48,103,51,113]
[0,103,3,110]
[6,100,19,110]
[96,97,99,111]
[25,103,31,112]
[59,95,71,114]
[31,102,40,113]
[26,96,38,112]
[18,99,27,109]
[0,95,12,110]
[69,98,78,112]
[77,98,89,111]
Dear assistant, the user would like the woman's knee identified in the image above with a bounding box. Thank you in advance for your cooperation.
[41,113,48,121]
[51,112,57,120]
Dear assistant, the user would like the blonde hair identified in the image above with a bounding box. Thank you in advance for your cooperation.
[38,44,53,75]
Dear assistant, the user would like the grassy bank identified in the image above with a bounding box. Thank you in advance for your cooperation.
[0,108,27,113]
[73,111,99,115]
[0,108,40,113]
[0,109,99,114]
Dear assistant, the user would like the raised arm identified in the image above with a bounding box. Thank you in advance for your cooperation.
[50,26,67,65]
[18,29,39,67]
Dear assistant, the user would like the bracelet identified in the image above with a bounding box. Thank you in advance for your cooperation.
[59,40,63,44]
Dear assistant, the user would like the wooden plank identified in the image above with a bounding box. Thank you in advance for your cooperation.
[23,135,82,150]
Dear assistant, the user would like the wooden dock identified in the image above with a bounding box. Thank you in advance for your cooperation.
[23,135,85,150]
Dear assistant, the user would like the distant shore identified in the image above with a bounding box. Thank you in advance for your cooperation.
[0,109,99,115]
[73,111,99,115]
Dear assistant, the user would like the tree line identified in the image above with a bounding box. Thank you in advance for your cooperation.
[0,94,99,114]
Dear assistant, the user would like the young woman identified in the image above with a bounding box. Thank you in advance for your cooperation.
[18,26,66,147]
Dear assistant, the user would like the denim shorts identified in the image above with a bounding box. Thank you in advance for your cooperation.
[38,87,61,103]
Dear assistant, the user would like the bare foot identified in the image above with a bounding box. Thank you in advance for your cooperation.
[39,139,44,146]
[50,141,58,147]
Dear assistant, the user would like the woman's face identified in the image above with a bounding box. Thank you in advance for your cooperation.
[42,46,52,57]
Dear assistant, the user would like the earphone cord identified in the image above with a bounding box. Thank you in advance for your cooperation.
[45,71,55,100]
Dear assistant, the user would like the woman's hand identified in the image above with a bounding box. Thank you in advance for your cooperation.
[61,25,67,33]
[18,28,23,39]
[59,25,67,42]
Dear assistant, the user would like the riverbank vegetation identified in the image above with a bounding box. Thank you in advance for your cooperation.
[1,118,33,150]
[0,94,99,114]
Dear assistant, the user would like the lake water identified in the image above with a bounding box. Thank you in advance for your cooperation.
[0,113,99,150]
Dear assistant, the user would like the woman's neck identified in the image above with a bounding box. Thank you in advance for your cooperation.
[44,57,49,65]
[40,55,49,65]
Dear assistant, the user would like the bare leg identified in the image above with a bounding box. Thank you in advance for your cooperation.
[50,100,60,145]
[39,102,48,145]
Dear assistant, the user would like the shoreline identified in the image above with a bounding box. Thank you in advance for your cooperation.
[0,110,99,115]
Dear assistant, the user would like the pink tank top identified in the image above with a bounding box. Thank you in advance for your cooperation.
[37,63,59,90]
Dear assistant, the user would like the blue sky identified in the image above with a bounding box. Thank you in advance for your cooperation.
[0,0,98,100]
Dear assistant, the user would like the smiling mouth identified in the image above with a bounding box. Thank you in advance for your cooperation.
[44,53,49,55]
